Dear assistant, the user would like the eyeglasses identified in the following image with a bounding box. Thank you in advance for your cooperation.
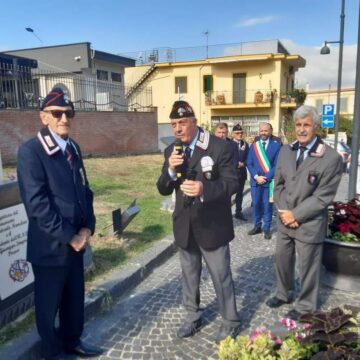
[43,110,75,119]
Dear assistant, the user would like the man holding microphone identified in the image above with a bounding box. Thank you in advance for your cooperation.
[157,100,241,343]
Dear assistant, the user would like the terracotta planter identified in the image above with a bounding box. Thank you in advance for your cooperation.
[322,238,360,291]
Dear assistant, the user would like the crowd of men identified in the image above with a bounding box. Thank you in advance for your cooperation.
[16,89,343,359]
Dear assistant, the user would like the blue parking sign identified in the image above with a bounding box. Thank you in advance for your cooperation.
[322,104,335,116]
[322,104,335,128]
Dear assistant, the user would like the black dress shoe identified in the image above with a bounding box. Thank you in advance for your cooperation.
[266,296,293,308]
[177,318,202,338]
[264,231,272,239]
[234,213,247,220]
[248,227,262,235]
[215,323,241,343]
[66,342,103,357]
[286,309,303,321]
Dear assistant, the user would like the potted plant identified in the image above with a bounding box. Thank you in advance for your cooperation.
[291,88,307,105]
[323,199,360,291]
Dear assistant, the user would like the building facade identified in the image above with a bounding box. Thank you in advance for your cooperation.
[125,40,305,138]
[305,88,355,119]
[5,43,138,111]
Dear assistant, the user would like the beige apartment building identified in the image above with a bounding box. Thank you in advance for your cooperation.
[305,87,355,119]
[125,40,305,144]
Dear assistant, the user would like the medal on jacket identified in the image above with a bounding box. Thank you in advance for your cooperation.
[308,172,318,185]
[201,156,214,180]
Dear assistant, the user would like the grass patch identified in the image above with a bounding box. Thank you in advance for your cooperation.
[1,154,172,346]
[0,311,35,349]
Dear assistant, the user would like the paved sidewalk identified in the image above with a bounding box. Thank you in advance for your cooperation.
[2,174,358,360]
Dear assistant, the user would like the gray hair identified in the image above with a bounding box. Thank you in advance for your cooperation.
[293,105,320,125]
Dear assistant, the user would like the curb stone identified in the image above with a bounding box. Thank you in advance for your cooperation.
[0,236,177,360]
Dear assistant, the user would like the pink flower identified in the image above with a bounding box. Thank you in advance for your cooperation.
[279,317,297,331]
[250,326,271,341]
[272,336,283,345]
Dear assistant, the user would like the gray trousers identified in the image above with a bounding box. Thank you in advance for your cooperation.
[274,231,323,313]
[179,239,240,326]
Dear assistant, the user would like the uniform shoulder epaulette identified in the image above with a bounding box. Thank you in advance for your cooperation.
[37,128,61,156]
[195,128,210,150]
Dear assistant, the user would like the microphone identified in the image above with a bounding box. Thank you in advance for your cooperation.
[173,139,183,179]
[184,169,197,207]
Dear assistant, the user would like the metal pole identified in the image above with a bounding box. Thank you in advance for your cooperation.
[348,0,360,200]
[334,0,345,150]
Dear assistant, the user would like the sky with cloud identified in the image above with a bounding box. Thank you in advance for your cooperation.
[1,0,358,90]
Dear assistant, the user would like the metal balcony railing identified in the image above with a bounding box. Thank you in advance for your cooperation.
[0,63,153,112]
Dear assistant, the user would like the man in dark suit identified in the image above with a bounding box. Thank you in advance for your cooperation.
[214,122,240,171]
[266,105,343,320]
[157,101,241,343]
[231,124,249,220]
[17,88,102,360]
[246,123,281,239]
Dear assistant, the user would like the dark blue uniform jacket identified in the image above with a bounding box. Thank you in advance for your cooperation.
[17,128,95,266]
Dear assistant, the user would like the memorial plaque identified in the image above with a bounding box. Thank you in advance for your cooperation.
[0,203,33,300]
[0,182,34,328]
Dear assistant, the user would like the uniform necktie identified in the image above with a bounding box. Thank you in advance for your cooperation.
[296,146,307,169]
[262,141,266,150]
[183,146,192,175]
[65,143,75,170]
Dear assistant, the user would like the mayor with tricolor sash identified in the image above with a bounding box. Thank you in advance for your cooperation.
[246,122,281,239]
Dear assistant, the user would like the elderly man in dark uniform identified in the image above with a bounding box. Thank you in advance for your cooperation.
[266,105,343,320]
[157,100,241,343]
[231,124,249,220]
[17,88,102,360]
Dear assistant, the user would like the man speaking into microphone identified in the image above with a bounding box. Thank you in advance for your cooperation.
[157,100,241,343]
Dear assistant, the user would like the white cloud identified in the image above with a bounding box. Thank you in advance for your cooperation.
[282,39,357,90]
[235,16,277,28]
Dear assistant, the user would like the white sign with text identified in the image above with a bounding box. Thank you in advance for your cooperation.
[0,203,33,300]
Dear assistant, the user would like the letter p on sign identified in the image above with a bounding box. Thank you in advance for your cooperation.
[322,104,335,116]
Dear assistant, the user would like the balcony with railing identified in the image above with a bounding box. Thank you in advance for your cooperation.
[205,89,274,109]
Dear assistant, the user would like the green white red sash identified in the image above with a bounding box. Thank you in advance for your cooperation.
[253,140,274,202]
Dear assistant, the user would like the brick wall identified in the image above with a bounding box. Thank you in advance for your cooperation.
[0,110,158,164]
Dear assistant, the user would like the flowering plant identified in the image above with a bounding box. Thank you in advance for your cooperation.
[218,317,317,360]
[328,199,360,243]
[218,306,360,360]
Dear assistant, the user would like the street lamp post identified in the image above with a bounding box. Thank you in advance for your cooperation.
[25,27,43,45]
[348,1,360,200]
[320,0,345,151]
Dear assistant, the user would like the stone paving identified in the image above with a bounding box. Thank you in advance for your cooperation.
[77,176,360,360]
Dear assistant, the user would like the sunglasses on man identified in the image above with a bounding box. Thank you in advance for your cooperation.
[43,109,75,119]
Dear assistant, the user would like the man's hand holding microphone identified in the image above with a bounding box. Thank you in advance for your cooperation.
[169,140,203,199]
